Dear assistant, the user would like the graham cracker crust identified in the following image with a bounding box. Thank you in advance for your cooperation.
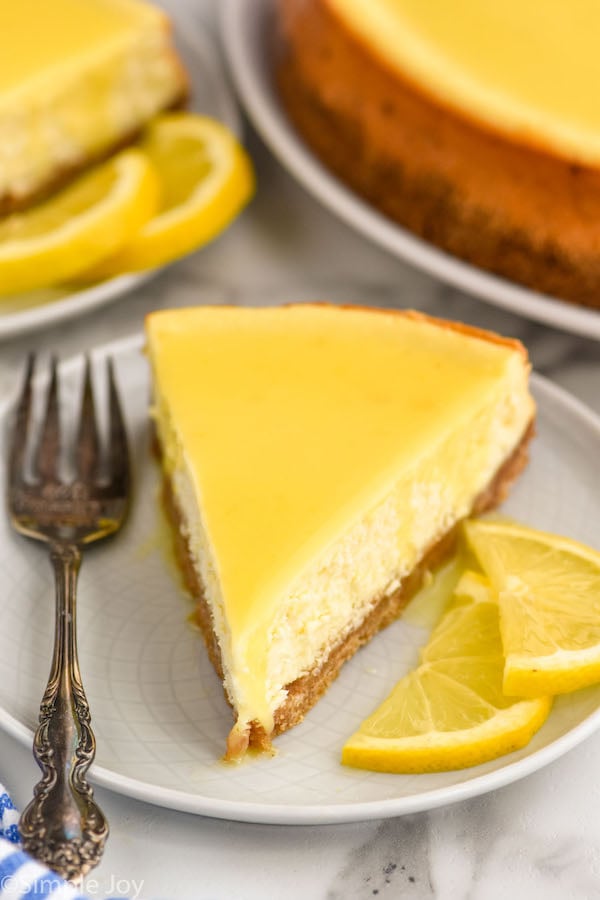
[159,420,534,759]
[275,0,600,309]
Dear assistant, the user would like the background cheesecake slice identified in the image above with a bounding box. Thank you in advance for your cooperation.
[146,304,535,759]
[0,0,186,213]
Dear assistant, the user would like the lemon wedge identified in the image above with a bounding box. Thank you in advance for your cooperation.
[0,149,158,296]
[87,113,255,277]
[466,519,600,696]
[342,570,551,773]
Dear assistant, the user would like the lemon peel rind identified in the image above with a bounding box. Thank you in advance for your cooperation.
[505,652,600,697]
[465,519,600,568]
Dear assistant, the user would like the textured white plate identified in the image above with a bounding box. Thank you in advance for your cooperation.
[0,3,240,341]
[0,335,599,825]
[220,0,600,341]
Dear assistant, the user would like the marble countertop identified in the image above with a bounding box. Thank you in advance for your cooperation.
[1,3,600,898]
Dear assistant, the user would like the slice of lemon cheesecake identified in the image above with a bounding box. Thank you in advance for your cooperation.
[276,0,600,307]
[146,304,535,759]
[0,0,186,213]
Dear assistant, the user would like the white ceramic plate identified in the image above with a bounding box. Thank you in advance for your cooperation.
[0,3,240,341]
[0,335,599,824]
[220,0,600,341]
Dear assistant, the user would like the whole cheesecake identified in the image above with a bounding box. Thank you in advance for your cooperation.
[276,0,600,308]
[0,0,186,213]
[146,304,535,759]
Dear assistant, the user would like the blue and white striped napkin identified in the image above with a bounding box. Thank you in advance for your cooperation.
[0,785,129,900]
[0,791,20,846]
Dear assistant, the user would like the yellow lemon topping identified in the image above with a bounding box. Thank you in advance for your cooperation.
[0,0,167,91]
[328,0,600,165]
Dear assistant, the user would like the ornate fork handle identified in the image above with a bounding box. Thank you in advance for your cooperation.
[19,542,108,882]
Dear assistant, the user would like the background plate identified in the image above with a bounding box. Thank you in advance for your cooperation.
[0,2,240,341]
[220,0,600,341]
[0,336,599,824]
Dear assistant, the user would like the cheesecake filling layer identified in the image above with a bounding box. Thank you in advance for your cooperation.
[326,0,600,165]
[147,305,534,749]
[0,0,186,205]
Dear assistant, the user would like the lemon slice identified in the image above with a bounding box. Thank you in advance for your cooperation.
[466,519,600,696]
[0,150,158,296]
[342,571,551,773]
[87,113,255,277]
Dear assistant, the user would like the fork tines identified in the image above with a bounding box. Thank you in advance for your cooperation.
[9,354,129,493]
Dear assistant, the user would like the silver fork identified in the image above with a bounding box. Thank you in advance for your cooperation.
[6,355,131,882]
